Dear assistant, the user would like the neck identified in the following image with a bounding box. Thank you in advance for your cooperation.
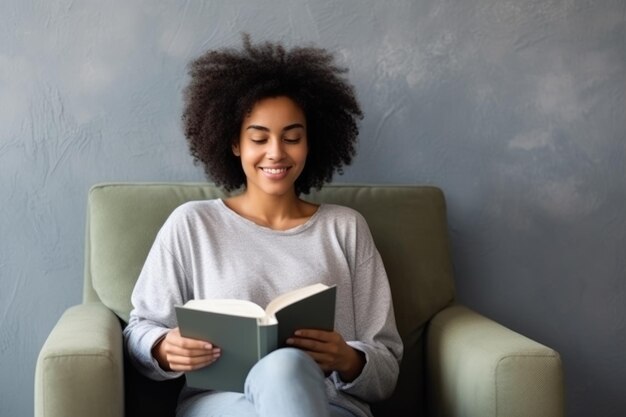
[230,187,311,230]
[246,187,300,216]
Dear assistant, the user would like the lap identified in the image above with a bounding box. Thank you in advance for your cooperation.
[178,391,356,417]
[177,349,358,417]
[177,391,256,417]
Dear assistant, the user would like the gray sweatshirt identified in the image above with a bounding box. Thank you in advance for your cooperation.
[124,199,403,417]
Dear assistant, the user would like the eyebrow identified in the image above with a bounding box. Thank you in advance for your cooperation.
[245,123,305,132]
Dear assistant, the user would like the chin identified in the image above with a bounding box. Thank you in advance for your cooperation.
[243,180,285,195]
[263,186,296,197]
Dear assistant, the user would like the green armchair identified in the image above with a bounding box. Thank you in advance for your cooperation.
[35,183,564,417]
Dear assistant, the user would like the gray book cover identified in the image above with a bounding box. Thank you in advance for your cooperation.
[175,285,336,392]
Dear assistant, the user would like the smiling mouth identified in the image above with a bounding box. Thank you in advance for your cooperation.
[260,167,289,174]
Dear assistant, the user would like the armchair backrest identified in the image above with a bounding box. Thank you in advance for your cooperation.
[85,182,456,415]
[85,182,455,329]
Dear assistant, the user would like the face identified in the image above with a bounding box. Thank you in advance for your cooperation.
[233,96,308,198]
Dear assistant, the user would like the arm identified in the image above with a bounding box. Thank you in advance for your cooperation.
[35,303,123,417]
[312,210,403,401]
[123,202,236,378]
[282,211,403,400]
[122,217,216,380]
[426,304,564,417]
[332,249,404,401]
[122,237,189,381]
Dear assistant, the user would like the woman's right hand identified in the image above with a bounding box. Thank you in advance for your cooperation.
[152,327,221,372]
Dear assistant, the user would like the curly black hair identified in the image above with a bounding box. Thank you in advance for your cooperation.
[182,34,363,195]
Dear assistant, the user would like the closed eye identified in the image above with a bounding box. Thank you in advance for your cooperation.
[283,137,301,144]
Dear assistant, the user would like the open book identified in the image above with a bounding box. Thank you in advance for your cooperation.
[175,283,336,392]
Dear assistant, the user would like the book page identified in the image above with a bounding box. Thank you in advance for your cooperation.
[183,299,266,319]
[264,283,331,320]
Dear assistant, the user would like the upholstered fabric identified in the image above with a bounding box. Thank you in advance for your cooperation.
[35,183,565,417]
[426,305,564,417]
[85,183,230,321]
[35,303,124,417]
[84,183,457,415]
[85,183,456,331]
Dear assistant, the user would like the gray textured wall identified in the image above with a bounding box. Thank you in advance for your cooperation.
[1,1,624,416]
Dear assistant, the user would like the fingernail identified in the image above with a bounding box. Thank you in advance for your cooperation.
[286,338,294,344]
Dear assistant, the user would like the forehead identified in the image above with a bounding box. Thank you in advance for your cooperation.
[244,96,306,125]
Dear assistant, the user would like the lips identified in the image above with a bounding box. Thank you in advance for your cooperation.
[259,166,291,180]
[261,167,289,174]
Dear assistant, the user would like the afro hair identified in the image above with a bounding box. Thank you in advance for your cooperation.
[182,34,363,195]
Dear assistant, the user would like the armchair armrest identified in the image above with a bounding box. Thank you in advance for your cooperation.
[426,304,564,417]
[35,302,124,417]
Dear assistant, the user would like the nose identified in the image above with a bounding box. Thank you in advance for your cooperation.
[266,137,286,161]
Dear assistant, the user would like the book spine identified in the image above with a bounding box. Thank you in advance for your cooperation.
[257,324,278,358]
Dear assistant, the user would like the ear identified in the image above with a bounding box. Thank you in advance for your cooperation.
[232,143,240,156]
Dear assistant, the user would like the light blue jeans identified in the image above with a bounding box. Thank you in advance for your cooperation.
[177,348,357,417]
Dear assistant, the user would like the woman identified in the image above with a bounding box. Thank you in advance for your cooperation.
[123,35,403,417]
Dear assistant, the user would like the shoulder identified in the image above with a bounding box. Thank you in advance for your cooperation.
[168,199,222,220]
[159,199,224,236]
[320,203,367,222]
[316,204,379,264]
[317,204,372,233]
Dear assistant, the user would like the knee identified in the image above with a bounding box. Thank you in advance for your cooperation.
[244,348,329,414]
[250,348,322,381]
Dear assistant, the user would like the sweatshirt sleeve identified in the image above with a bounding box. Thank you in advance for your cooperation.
[122,218,190,381]
[330,214,403,401]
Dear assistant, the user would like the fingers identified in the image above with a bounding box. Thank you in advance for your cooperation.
[165,328,215,351]
[165,348,221,371]
[154,328,221,372]
[284,329,365,381]
[290,329,338,342]
[286,329,347,372]
[286,329,342,352]
[285,329,340,355]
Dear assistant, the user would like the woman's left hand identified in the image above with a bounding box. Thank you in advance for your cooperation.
[286,329,365,382]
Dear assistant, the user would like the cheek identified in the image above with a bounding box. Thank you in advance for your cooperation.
[239,146,261,162]
[296,143,309,162]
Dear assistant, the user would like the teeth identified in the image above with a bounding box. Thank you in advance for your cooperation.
[262,168,287,174]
